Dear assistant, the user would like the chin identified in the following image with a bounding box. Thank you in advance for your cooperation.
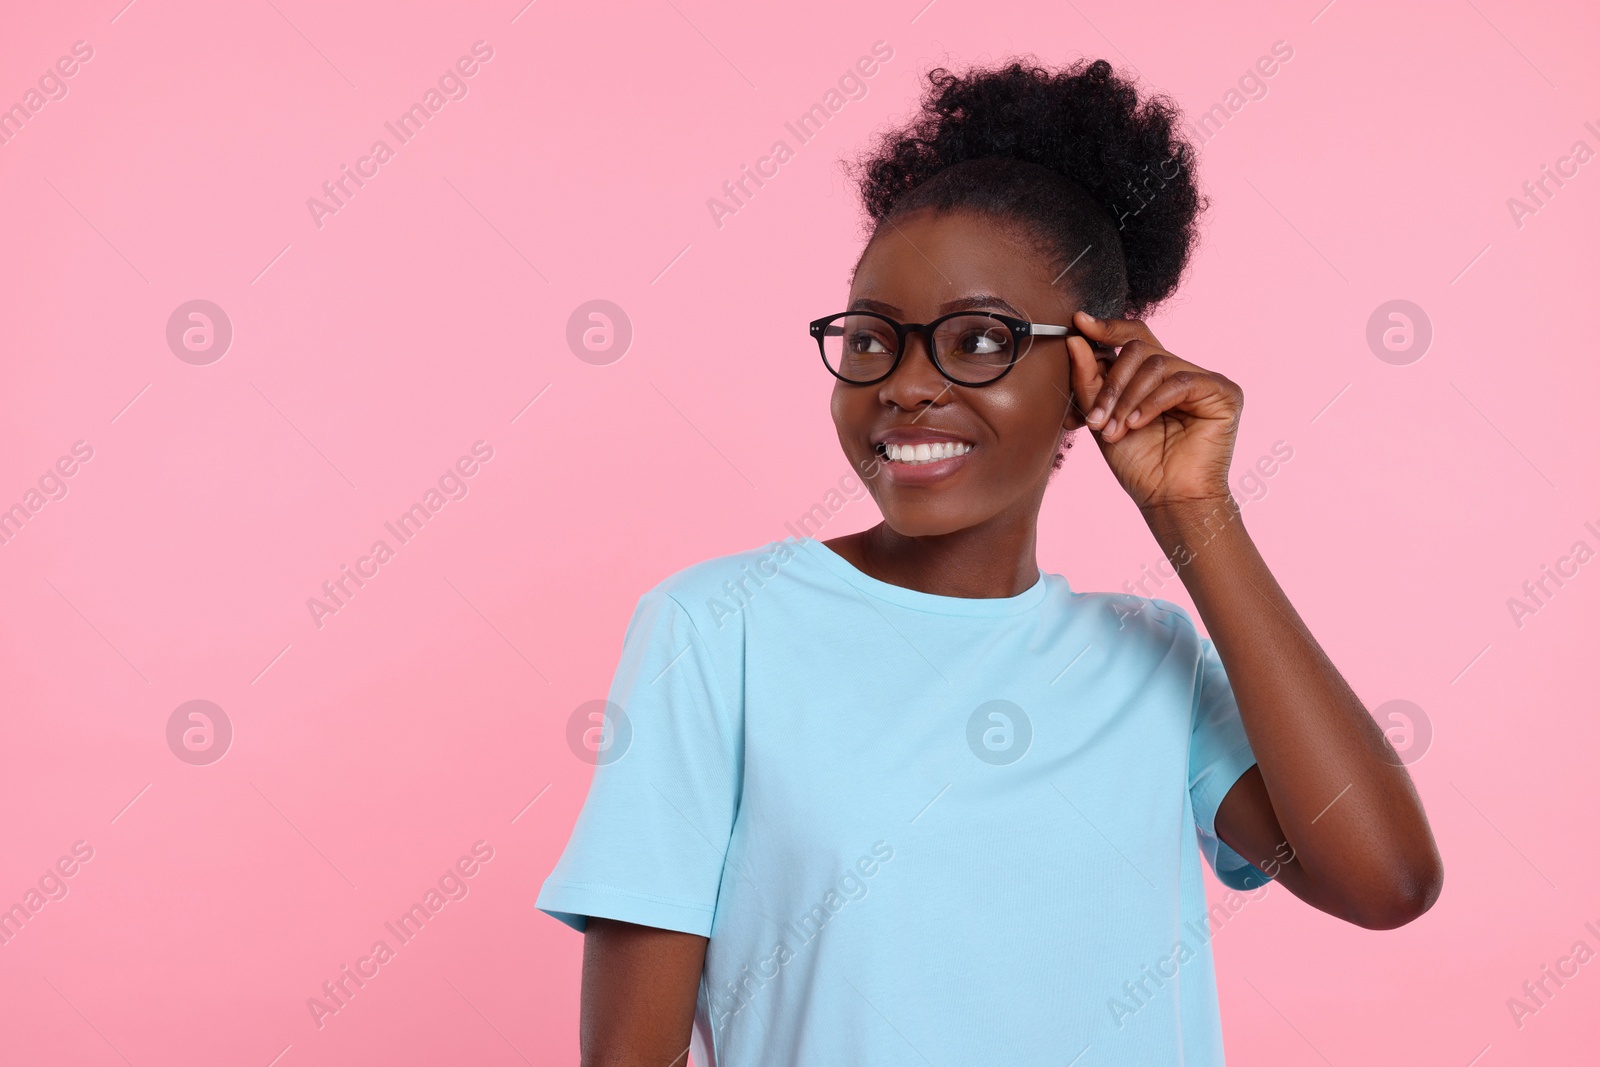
[876,504,980,539]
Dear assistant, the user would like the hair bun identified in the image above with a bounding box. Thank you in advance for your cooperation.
[845,57,1206,318]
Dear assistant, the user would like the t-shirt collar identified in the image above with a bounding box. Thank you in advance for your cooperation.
[795,536,1058,616]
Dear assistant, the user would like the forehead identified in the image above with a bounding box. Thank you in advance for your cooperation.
[848,209,1069,320]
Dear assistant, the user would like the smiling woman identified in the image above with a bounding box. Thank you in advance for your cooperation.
[537,55,1442,1067]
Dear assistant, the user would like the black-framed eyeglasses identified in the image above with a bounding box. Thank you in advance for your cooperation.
[808,310,1084,386]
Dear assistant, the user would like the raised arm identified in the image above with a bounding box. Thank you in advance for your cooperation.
[580,918,708,1067]
[1144,500,1443,929]
[1064,310,1443,929]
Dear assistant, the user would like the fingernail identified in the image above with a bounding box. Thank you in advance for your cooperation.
[1128,408,1140,425]
[1105,417,1118,436]
[1088,405,1105,423]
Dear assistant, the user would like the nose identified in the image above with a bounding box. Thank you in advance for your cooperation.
[878,329,953,408]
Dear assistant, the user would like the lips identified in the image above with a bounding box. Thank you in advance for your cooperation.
[871,427,973,445]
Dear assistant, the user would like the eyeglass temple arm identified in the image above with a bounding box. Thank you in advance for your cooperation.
[1030,323,1119,361]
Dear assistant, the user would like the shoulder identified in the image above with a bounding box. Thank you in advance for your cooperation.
[1052,578,1201,642]
[1059,588,1215,716]
[637,538,804,632]
[1140,595,1202,638]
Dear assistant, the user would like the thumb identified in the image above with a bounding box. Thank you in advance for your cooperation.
[1064,334,1106,428]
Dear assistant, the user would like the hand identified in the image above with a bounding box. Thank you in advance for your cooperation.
[1064,311,1242,512]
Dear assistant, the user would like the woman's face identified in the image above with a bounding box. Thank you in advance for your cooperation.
[831,208,1087,538]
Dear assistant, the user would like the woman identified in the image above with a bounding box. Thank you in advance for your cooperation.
[536,56,1442,1066]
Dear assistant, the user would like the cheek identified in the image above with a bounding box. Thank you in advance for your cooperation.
[829,389,889,488]
[830,386,872,452]
[981,381,1061,450]
[1010,347,1072,412]
[829,385,854,437]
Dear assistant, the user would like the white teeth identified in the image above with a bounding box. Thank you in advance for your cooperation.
[884,441,972,464]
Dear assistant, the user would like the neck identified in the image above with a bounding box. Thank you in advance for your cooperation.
[843,520,1041,599]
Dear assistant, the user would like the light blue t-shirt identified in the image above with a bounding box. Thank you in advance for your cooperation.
[537,535,1268,1066]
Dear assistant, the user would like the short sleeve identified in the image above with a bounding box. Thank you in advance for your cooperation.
[1187,633,1272,891]
[536,589,743,936]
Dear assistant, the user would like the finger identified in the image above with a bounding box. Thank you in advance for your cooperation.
[1065,334,1106,427]
[1103,353,1176,441]
[1073,310,1164,352]
[1085,339,1163,433]
[1120,371,1229,432]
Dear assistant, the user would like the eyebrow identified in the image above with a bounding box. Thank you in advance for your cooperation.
[848,294,1024,319]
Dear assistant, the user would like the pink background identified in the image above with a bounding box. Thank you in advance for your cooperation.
[2,0,1597,1063]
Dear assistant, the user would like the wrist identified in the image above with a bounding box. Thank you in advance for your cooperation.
[1140,493,1246,568]
[1140,492,1240,529]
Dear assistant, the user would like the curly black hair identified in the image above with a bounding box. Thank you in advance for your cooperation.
[842,57,1208,471]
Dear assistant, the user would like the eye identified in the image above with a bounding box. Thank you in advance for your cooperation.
[957,329,1006,355]
[847,330,892,355]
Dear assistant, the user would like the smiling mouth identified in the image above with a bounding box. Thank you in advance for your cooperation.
[874,441,975,465]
